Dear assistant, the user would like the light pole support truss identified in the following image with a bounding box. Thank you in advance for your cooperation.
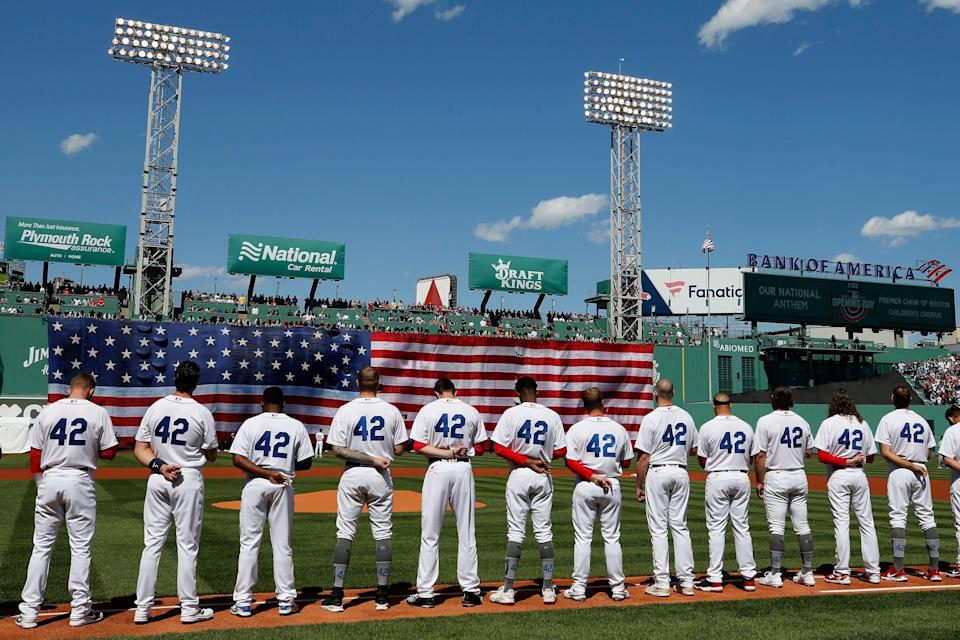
[608,125,643,342]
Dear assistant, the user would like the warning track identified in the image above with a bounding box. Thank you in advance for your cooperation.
[8,571,960,639]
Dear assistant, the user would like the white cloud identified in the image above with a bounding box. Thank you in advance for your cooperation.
[474,216,523,242]
[698,0,865,50]
[793,41,812,55]
[435,4,465,21]
[586,219,610,245]
[831,252,860,263]
[860,210,960,247]
[473,194,608,242]
[179,264,226,279]
[60,133,98,155]
[388,0,433,21]
[922,0,960,13]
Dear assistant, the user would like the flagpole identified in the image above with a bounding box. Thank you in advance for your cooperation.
[706,228,712,402]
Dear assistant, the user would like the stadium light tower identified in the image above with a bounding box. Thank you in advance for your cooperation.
[583,70,672,342]
[108,17,230,319]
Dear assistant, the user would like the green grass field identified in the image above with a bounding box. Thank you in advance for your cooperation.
[2,452,959,639]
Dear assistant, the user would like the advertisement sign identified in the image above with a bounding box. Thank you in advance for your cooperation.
[746,253,917,281]
[4,216,126,266]
[743,273,956,333]
[227,234,345,280]
[642,268,745,316]
[468,253,568,295]
[416,274,457,308]
[0,316,50,396]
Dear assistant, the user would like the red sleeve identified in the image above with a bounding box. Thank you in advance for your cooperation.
[413,440,428,452]
[622,458,631,469]
[30,448,42,474]
[494,442,528,465]
[474,440,488,455]
[565,457,595,481]
[552,447,567,460]
[99,446,118,461]
[817,450,848,467]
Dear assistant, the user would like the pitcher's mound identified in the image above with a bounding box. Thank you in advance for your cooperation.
[213,490,487,514]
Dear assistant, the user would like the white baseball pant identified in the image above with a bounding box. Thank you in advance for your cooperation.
[886,467,936,531]
[135,469,206,614]
[19,470,97,621]
[827,469,880,576]
[233,479,296,606]
[951,478,960,566]
[337,466,394,541]
[762,470,810,536]
[506,467,554,544]
[645,465,695,589]
[571,479,624,590]
[415,461,479,597]
[704,471,756,583]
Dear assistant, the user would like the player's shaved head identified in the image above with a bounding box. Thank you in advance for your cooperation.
[892,384,912,409]
[655,379,675,401]
[712,392,732,415]
[358,367,380,393]
[68,372,96,399]
[582,387,603,413]
[771,384,793,410]
[69,372,96,390]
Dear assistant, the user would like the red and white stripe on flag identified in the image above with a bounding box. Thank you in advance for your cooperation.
[371,333,655,435]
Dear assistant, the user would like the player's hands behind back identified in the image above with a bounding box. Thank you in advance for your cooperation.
[370,456,391,471]
[590,473,612,494]
[848,453,866,467]
[160,463,181,483]
[525,458,550,474]
[266,470,290,485]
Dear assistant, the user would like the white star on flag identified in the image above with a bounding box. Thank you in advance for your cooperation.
[205,337,216,346]
[285,350,294,359]
[314,375,323,384]
[155,326,166,335]
[254,349,264,358]
[284,330,293,338]
[104,336,116,346]
[121,349,132,359]
[52,346,64,356]
[286,372,296,382]
[358,346,367,355]
[87,347,98,358]
[207,359,217,368]
[254,372,265,381]
[270,339,280,348]
[330,343,339,352]
[139,338,150,347]
[70,334,81,344]
[188,327,199,336]
[156,350,166,359]
[237,338,248,347]
[140,362,151,371]
[121,373,132,384]
[70,359,81,369]
[314,352,323,361]
[120,325,132,335]
[341,379,350,388]
[221,327,231,336]
[52,370,63,380]
[342,333,351,342]
[342,355,351,365]
[52,321,63,332]
[221,348,231,357]
[300,362,310,371]
[172,338,183,348]
[222,371,232,381]
[156,373,166,383]
[299,340,309,349]
[188,349,199,359]
[86,323,97,333]
[105,361,116,371]
[271,360,282,370]
[253,330,262,337]
[239,360,250,369]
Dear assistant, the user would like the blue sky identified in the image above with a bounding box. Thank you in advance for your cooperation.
[1,0,959,311]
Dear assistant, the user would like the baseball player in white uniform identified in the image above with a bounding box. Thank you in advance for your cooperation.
[694,393,757,593]
[229,387,314,618]
[133,361,219,624]
[321,367,408,613]
[407,378,488,608]
[564,387,633,602]
[635,379,698,597]
[489,376,566,605]
[17,373,118,630]
[814,389,880,585]
[938,405,960,578]
[875,384,940,582]
[753,385,815,588]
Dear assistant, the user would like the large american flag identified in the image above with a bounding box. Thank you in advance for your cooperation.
[47,318,654,443]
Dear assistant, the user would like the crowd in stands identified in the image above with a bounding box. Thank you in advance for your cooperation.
[305,297,365,311]
[183,290,243,305]
[249,294,298,306]
[899,356,960,405]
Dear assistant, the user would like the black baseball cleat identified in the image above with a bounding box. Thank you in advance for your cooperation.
[321,587,345,613]
[375,586,391,611]
[462,590,483,607]
[405,594,436,608]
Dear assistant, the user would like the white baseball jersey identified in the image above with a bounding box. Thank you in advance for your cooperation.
[229,412,313,477]
[135,395,218,468]
[939,424,960,483]
[491,402,566,466]
[327,397,409,461]
[566,416,633,478]
[698,415,753,472]
[30,399,118,471]
[635,405,699,465]
[410,397,488,453]
[814,415,877,470]
[875,409,935,470]
[752,410,812,470]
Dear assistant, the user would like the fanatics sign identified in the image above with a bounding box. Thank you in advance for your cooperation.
[227,234,345,280]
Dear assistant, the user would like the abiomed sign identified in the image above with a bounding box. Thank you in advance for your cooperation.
[468,252,568,295]
[4,216,126,267]
[227,234,345,280]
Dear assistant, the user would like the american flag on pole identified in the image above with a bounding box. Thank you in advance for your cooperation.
[701,233,715,254]
[47,318,655,443]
